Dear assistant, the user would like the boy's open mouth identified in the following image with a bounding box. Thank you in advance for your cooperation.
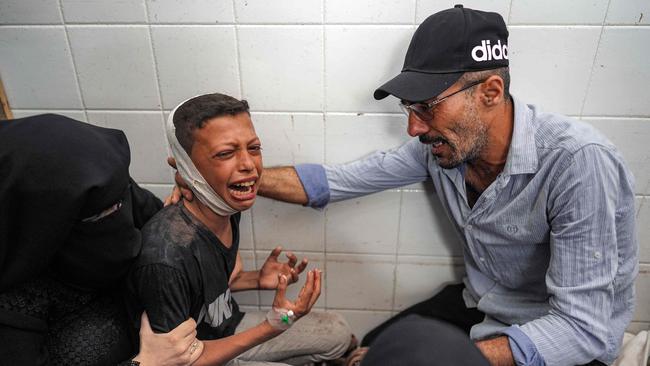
[228,180,256,198]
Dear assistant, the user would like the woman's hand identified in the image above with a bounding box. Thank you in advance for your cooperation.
[133,312,203,366]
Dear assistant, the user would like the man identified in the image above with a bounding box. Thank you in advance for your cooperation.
[253,5,638,366]
[129,93,351,366]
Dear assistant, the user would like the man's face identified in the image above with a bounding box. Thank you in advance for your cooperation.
[405,85,487,169]
[190,112,263,212]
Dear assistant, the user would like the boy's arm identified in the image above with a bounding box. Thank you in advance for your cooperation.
[197,270,322,366]
[131,264,193,333]
[229,247,309,292]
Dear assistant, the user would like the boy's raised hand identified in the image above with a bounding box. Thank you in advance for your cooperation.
[272,270,321,320]
[258,246,308,290]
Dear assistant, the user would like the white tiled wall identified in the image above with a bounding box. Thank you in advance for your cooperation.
[2,1,649,340]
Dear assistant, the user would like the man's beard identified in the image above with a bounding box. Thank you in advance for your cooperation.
[420,101,487,169]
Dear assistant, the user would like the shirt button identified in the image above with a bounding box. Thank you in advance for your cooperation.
[594,251,602,259]
[479,257,485,262]
[466,224,473,231]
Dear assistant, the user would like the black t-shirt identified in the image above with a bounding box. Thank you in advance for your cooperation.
[126,202,244,340]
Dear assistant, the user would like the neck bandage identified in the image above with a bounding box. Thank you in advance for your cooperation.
[166,98,239,217]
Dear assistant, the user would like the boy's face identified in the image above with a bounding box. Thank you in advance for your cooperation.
[190,112,263,212]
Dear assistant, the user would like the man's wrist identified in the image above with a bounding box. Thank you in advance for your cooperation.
[475,336,515,366]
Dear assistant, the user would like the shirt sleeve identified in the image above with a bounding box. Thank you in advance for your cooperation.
[502,326,546,366]
[295,138,431,208]
[131,263,193,333]
[517,144,636,365]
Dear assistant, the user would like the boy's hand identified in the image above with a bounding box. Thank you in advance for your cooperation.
[272,270,321,320]
[133,312,203,366]
[164,157,194,206]
[258,246,308,290]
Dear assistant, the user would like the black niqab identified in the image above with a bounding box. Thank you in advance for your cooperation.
[0,114,161,291]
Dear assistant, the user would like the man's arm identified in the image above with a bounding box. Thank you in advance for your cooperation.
[258,167,308,204]
[475,337,515,366]
[168,139,431,208]
[507,145,637,365]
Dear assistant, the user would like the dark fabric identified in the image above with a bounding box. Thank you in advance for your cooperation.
[580,361,607,366]
[0,114,163,364]
[126,203,243,340]
[361,314,490,366]
[0,114,162,292]
[361,284,485,347]
[0,276,135,365]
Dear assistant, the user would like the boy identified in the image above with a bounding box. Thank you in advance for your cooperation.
[126,93,352,366]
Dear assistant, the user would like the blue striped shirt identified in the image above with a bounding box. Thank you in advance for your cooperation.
[295,97,638,365]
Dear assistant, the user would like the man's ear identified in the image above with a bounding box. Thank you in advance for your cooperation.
[480,75,505,107]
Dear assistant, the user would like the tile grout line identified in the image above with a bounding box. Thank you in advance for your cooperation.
[232,0,245,101]
[579,0,612,118]
[507,0,514,24]
[413,0,418,25]
[12,108,650,120]
[390,191,404,312]
[321,0,330,310]
[231,0,260,310]
[5,23,650,27]
[57,0,89,123]
[141,0,174,182]
[142,0,165,115]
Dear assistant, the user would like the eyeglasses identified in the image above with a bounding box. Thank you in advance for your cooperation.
[398,79,487,121]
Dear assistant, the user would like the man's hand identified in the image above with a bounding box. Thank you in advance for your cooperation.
[133,312,203,366]
[258,246,308,290]
[272,270,321,320]
[475,336,515,366]
[164,157,194,206]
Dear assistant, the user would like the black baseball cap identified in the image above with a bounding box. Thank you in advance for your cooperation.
[374,4,509,102]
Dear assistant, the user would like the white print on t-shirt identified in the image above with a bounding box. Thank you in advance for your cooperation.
[198,288,234,328]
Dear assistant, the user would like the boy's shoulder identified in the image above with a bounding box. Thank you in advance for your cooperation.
[137,203,199,268]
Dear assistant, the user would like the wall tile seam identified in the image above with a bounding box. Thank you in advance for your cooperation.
[139,183,173,187]
[56,0,88,121]
[506,0,514,24]
[320,0,329,309]
[232,0,262,307]
[142,0,165,114]
[330,308,393,313]
[324,252,463,259]
[8,23,650,28]
[321,306,397,312]
[232,3,244,100]
[579,0,611,118]
[389,192,405,311]
[13,109,650,120]
[413,0,419,25]
[507,24,644,29]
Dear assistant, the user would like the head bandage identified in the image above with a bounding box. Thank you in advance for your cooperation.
[166,97,239,217]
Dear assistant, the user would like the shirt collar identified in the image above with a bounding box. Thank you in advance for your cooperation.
[502,96,538,175]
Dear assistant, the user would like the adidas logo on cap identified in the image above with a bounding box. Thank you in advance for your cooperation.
[471,39,508,62]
